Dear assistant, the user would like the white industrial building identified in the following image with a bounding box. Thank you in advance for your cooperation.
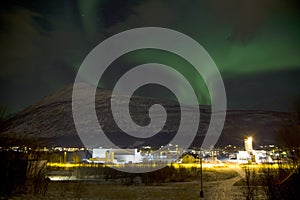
[92,148,143,164]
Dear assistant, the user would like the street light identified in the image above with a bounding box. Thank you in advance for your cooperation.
[64,151,67,163]
[199,151,204,198]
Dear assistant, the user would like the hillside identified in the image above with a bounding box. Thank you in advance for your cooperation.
[0,83,289,148]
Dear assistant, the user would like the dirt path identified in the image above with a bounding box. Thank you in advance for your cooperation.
[203,165,245,200]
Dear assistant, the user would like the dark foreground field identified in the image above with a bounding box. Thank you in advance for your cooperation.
[5,167,244,200]
[2,163,299,200]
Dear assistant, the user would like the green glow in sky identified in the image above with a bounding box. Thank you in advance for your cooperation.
[1,0,299,113]
[109,9,300,105]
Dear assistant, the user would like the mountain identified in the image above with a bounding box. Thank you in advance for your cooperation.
[0,83,289,148]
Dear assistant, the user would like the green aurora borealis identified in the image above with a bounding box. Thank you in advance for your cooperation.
[0,0,300,114]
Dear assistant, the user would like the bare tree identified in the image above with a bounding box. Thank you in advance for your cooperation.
[244,166,257,200]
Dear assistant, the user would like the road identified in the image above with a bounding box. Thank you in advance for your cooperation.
[202,165,245,200]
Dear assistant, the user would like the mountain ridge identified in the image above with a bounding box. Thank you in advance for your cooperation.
[0,83,289,148]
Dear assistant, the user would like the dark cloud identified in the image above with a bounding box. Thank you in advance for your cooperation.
[0,5,92,114]
[106,0,177,35]
[100,0,141,28]
[0,8,44,77]
[207,0,300,44]
[206,0,273,44]
[228,0,272,43]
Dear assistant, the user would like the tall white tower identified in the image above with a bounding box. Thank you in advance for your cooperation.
[244,137,253,152]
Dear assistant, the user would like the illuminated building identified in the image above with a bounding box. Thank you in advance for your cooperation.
[92,148,142,164]
[244,137,253,152]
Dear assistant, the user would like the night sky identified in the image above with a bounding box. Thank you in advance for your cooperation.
[1,0,300,116]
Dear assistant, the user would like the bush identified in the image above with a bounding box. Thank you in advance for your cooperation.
[0,151,49,197]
